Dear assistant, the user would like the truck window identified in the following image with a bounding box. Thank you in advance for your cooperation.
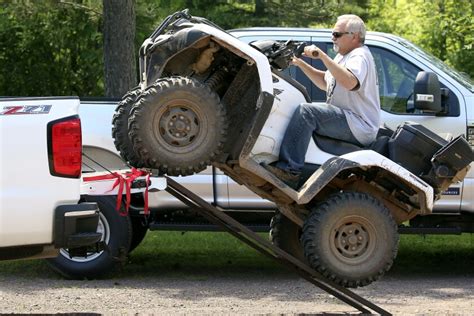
[369,47,460,116]
[281,56,314,101]
[237,35,315,101]
[284,42,328,102]
[237,35,460,116]
[326,45,420,114]
[369,47,420,114]
[309,42,327,102]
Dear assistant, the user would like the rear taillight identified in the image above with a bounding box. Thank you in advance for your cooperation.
[48,116,82,178]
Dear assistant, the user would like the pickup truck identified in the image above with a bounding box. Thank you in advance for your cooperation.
[50,28,474,279]
[0,97,101,262]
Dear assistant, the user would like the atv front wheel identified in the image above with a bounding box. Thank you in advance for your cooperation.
[129,77,227,176]
[302,192,399,288]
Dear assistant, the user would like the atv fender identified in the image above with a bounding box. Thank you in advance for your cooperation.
[143,23,273,95]
[241,150,434,215]
[300,150,433,208]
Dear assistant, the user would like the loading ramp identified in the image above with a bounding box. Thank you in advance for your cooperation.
[164,176,391,315]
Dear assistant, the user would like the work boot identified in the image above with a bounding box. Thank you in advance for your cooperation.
[262,164,301,190]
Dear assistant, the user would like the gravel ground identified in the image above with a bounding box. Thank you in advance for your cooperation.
[1,271,473,315]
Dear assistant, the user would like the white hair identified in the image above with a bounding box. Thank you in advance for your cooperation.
[337,14,366,44]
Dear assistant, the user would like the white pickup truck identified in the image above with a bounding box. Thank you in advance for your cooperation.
[50,28,473,279]
[0,97,101,262]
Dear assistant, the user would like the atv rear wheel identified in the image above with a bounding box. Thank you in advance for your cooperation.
[129,77,227,176]
[112,87,144,167]
[302,192,399,288]
[269,211,306,262]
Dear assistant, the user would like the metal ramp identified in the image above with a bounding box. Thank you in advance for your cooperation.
[164,176,391,315]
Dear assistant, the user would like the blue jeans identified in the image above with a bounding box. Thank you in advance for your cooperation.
[276,103,361,173]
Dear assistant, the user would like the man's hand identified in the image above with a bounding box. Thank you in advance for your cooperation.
[290,53,327,91]
[303,45,322,59]
[291,56,305,67]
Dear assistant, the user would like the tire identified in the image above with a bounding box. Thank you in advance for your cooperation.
[129,77,227,176]
[301,192,399,288]
[269,211,306,262]
[129,216,148,253]
[112,87,144,167]
[47,195,132,279]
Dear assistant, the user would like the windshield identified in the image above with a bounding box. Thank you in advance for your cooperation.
[397,38,474,93]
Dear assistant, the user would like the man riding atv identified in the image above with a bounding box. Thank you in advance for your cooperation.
[112,10,473,288]
[265,14,380,190]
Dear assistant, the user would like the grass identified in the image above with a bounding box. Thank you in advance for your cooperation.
[124,231,284,278]
[391,233,474,276]
[0,232,473,279]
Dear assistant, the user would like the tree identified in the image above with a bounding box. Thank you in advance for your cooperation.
[0,1,103,96]
[103,0,136,98]
[368,0,473,78]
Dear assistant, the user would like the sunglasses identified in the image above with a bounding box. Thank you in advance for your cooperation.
[332,31,354,38]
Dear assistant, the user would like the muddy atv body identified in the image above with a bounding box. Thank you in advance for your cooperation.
[113,10,474,288]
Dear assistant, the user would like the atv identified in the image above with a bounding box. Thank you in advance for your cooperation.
[112,10,474,288]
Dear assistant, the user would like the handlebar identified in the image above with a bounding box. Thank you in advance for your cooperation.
[150,9,191,41]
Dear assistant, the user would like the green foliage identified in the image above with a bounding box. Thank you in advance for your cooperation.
[135,0,346,34]
[368,0,474,78]
[0,0,471,96]
[0,1,103,96]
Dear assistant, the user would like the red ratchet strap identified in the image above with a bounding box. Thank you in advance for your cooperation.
[83,168,150,216]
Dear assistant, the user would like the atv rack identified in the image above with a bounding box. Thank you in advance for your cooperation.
[164,176,391,315]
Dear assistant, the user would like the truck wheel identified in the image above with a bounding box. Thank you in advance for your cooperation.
[269,211,306,262]
[47,195,132,279]
[301,192,399,288]
[112,87,144,167]
[129,216,148,253]
[129,77,227,176]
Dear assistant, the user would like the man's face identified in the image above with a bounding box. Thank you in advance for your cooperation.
[332,21,358,55]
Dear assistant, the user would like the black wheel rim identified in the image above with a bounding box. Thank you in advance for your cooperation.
[153,99,204,152]
[329,215,376,265]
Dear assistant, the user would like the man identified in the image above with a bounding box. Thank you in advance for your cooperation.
[266,14,380,189]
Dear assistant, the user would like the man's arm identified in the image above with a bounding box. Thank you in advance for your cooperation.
[303,46,359,91]
[291,57,327,91]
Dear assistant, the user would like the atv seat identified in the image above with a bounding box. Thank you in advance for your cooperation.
[314,127,393,157]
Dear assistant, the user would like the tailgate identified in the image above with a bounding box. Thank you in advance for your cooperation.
[0,97,81,247]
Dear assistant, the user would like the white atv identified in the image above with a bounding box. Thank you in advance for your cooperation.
[113,10,473,288]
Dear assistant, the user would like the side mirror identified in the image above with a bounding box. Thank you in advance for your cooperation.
[414,71,442,113]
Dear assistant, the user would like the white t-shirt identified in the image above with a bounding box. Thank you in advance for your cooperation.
[324,45,380,146]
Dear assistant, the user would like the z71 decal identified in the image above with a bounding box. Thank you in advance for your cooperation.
[0,105,52,115]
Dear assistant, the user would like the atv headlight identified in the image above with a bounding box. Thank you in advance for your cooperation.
[468,126,474,147]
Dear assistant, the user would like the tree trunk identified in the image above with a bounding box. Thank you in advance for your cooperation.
[103,0,136,98]
[437,0,447,61]
[255,0,265,16]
